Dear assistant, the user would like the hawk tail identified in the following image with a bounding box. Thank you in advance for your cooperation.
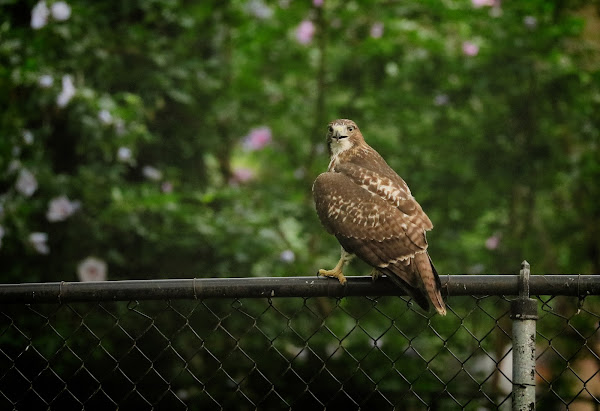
[415,252,447,316]
[382,267,431,312]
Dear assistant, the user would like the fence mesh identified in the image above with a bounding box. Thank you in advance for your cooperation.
[1,291,599,409]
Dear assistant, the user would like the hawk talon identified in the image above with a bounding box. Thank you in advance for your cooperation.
[370,268,383,282]
[318,268,347,285]
[317,247,353,286]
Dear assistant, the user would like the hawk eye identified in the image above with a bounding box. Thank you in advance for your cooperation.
[347,126,354,132]
[328,126,333,132]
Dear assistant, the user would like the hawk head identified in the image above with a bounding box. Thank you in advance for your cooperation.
[326,119,365,159]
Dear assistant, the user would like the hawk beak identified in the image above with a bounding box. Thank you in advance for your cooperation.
[331,125,348,141]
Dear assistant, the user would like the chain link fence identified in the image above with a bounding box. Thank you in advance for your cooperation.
[1,273,599,410]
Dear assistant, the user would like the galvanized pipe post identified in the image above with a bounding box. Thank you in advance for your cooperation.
[511,260,538,410]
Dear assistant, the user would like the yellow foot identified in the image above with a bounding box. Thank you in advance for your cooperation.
[370,268,383,282]
[318,268,347,285]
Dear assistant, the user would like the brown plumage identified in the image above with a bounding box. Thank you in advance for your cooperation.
[313,119,446,315]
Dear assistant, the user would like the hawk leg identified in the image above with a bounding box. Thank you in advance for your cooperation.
[318,247,354,285]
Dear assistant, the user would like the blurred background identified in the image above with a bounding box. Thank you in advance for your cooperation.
[1,0,599,283]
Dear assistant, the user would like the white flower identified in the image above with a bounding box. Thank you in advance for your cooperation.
[98,109,113,125]
[56,75,76,107]
[29,232,49,255]
[370,22,384,39]
[142,165,162,181]
[524,16,537,29]
[293,167,306,180]
[46,195,80,222]
[31,1,49,29]
[77,257,107,282]
[285,343,308,361]
[385,62,399,77]
[22,130,34,145]
[280,250,295,263]
[434,94,449,106]
[8,160,21,173]
[50,1,71,21]
[114,118,126,136]
[15,168,38,197]
[245,0,273,19]
[325,342,343,359]
[38,74,54,88]
[117,147,132,163]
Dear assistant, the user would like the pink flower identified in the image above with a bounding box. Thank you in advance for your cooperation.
[46,195,80,222]
[485,234,501,250]
[462,41,479,57]
[229,167,255,186]
[77,257,107,282]
[295,20,315,45]
[370,22,384,39]
[242,126,272,151]
[313,0,323,7]
[471,0,494,8]
[161,181,173,193]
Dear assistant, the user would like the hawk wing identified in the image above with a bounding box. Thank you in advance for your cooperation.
[334,146,433,230]
[313,172,427,285]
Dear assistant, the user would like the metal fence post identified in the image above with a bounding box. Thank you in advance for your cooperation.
[511,260,538,410]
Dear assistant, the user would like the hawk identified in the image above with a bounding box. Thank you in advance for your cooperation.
[313,119,446,315]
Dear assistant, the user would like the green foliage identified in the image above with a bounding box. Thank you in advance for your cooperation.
[2,1,599,281]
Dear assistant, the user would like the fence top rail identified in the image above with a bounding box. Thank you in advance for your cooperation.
[0,275,598,304]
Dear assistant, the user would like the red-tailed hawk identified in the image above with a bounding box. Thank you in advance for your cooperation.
[313,119,446,315]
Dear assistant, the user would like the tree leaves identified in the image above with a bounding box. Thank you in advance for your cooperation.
[0,0,598,282]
